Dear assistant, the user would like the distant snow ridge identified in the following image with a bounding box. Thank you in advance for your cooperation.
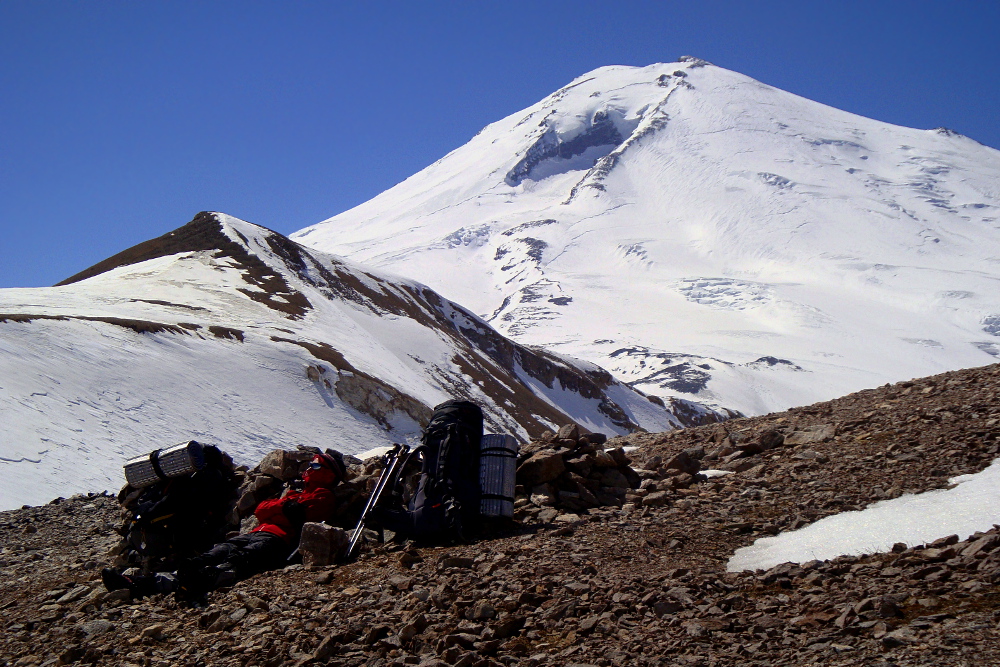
[0,212,718,510]
[294,58,1000,417]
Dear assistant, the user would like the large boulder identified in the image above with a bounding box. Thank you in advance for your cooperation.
[517,450,566,487]
[663,450,700,476]
[735,429,784,455]
[580,432,607,447]
[258,449,313,481]
[556,423,581,442]
[599,468,632,490]
[298,522,349,566]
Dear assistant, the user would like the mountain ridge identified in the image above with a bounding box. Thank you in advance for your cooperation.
[0,212,724,510]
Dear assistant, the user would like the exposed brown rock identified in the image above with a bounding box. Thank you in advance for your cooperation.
[516,450,567,487]
[298,522,350,566]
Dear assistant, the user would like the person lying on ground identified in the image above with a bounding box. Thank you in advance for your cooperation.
[102,451,346,604]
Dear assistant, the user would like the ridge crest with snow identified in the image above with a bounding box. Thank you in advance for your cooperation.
[0,212,721,509]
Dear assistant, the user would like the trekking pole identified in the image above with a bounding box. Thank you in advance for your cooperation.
[345,444,409,562]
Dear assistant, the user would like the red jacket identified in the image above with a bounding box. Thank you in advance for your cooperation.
[252,484,336,544]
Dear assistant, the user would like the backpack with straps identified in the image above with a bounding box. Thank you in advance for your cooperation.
[377,400,484,540]
[115,445,239,573]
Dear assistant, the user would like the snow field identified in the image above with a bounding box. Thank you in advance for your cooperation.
[0,318,406,510]
[728,459,1000,572]
[0,214,683,509]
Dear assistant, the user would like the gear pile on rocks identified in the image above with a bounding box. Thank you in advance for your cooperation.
[1,362,999,666]
[106,447,378,571]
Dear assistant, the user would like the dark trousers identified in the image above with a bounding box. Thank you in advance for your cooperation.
[184,531,291,578]
[141,531,290,596]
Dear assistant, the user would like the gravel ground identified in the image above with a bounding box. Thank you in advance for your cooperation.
[2,362,998,667]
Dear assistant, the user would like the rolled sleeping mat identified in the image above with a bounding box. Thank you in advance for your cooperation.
[124,440,206,488]
[479,434,518,518]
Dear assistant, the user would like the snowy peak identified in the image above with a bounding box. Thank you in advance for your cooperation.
[504,106,626,187]
[500,60,706,196]
[293,60,1000,417]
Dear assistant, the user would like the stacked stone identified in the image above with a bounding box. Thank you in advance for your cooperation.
[514,423,705,519]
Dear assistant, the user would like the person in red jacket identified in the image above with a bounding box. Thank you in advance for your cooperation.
[250,451,341,543]
[103,450,346,604]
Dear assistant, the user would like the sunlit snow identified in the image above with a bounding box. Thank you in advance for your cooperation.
[294,59,1000,418]
[0,214,678,510]
[727,459,1000,571]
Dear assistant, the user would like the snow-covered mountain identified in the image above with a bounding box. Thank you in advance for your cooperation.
[0,212,703,510]
[294,58,1000,417]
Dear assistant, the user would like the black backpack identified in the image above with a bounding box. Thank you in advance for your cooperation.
[377,400,484,540]
[116,445,239,572]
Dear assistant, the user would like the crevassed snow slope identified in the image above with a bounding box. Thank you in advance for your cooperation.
[294,58,1000,416]
[0,212,682,510]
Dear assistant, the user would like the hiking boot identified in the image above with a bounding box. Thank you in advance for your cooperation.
[174,565,213,604]
[101,568,132,592]
[175,586,209,608]
[101,568,158,598]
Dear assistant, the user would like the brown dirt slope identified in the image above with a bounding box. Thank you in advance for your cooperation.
[1,362,999,667]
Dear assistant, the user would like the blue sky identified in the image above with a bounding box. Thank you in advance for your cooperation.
[1,1,998,288]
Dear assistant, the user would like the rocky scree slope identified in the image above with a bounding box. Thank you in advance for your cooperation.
[0,211,708,510]
[2,363,1000,666]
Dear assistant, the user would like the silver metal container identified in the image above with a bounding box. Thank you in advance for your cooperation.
[123,441,206,488]
[479,434,518,518]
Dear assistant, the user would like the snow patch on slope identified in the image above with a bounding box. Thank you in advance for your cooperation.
[728,459,1000,571]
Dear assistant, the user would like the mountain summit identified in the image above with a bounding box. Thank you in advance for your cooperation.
[294,58,1000,416]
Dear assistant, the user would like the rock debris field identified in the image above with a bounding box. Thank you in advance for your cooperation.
[2,362,1000,667]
